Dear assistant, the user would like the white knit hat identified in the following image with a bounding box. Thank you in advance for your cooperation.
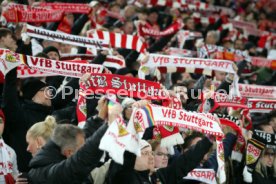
[139,140,150,150]
[121,98,136,109]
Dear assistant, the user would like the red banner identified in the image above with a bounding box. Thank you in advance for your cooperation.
[137,20,183,37]
[40,3,91,14]
[3,8,64,23]
[82,74,169,100]
[247,99,276,113]
[239,84,276,99]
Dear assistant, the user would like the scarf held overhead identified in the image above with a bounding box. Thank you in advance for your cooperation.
[81,73,168,100]
[26,24,108,50]
[87,29,147,53]
[0,49,104,78]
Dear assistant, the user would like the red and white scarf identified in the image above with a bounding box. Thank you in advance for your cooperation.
[0,49,104,78]
[26,24,108,50]
[177,30,203,49]
[184,169,217,184]
[166,47,197,57]
[39,2,91,14]
[141,53,236,75]
[129,104,226,182]
[60,54,125,69]
[139,53,240,96]
[0,139,13,176]
[2,5,64,23]
[87,30,147,53]
[17,65,56,78]
[239,84,276,99]
[136,20,183,37]
[199,92,248,113]
[247,99,276,113]
[80,73,168,100]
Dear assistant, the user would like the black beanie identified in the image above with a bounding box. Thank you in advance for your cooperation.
[43,46,60,57]
[22,78,47,100]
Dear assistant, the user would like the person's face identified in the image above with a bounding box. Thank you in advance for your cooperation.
[47,51,59,60]
[154,146,169,169]
[269,117,276,132]
[123,22,134,35]
[135,146,154,171]
[26,134,44,157]
[223,41,233,49]
[60,44,72,54]
[261,125,274,134]
[148,12,158,24]
[181,73,192,81]
[186,19,195,31]
[263,149,275,167]
[32,87,52,107]
[124,104,133,120]
[234,40,244,50]
[0,34,16,49]
[124,6,135,19]
[110,5,120,14]
[174,86,188,104]
[215,71,227,82]
[206,32,217,45]
[138,13,148,21]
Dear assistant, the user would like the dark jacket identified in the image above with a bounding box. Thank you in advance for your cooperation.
[107,137,213,184]
[252,168,276,184]
[28,123,108,184]
[181,133,237,184]
[2,68,52,172]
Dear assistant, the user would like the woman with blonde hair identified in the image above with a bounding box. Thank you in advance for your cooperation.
[253,147,276,184]
[26,116,56,157]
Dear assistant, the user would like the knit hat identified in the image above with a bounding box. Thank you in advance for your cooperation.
[139,140,150,150]
[22,78,47,100]
[43,46,60,57]
[121,98,136,109]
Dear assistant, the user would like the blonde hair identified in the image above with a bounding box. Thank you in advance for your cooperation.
[255,148,276,178]
[27,116,56,142]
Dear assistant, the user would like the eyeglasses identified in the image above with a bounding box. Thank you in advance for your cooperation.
[155,152,170,158]
[141,151,154,157]
[264,152,275,157]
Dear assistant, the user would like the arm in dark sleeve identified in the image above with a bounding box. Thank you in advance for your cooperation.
[16,40,32,55]
[203,133,237,171]
[216,80,232,94]
[30,124,108,184]
[46,22,60,31]
[125,51,140,68]
[90,52,107,65]
[107,151,137,183]
[78,47,87,54]
[71,14,89,35]
[193,75,207,91]
[148,34,174,53]
[51,78,79,110]
[83,116,105,138]
[2,68,24,129]
[157,137,213,183]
